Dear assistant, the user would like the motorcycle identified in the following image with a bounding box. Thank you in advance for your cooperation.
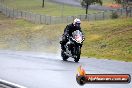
[61,30,85,62]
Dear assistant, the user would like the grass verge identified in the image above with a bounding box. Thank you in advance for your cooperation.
[0,13,132,61]
[81,18,132,62]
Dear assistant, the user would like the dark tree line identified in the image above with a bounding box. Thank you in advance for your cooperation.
[42,0,45,8]
[115,0,132,16]
[81,0,103,18]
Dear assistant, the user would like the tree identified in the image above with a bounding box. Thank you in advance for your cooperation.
[81,0,103,18]
[42,0,45,8]
[114,0,132,17]
[115,0,121,3]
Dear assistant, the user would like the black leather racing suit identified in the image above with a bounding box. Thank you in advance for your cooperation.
[60,23,83,51]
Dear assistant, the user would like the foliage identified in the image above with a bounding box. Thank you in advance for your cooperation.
[115,0,122,3]
[110,11,119,19]
[42,0,45,8]
[114,0,132,16]
[80,0,103,18]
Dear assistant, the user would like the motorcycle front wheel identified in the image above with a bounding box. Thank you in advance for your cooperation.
[74,55,80,62]
[61,50,68,61]
[74,46,81,62]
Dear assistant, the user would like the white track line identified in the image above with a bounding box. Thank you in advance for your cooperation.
[0,79,27,88]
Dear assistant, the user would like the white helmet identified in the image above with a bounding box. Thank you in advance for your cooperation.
[73,18,81,25]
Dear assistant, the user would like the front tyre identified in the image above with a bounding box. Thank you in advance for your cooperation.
[74,55,80,62]
[61,50,68,61]
[74,46,81,62]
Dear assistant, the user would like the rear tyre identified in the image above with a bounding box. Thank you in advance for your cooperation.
[61,50,68,61]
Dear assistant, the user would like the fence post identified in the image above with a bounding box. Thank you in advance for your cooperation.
[29,12,31,22]
[0,4,1,12]
[0,3,2,12]
[40,14,42,24]
[121,9,122,15]
[20,11,22,18]
[87,14,89,21]
[50,16,51,24]
[44,15,46,24]
[5,6,7,16]
[111,10,113,15]
[17,9,18,18]
[25,11,27,20]
[3,5,5,14]
[130,7,131,17]
[9,8,11,18]
[95,13,96,21]
[102,11,105,20]
[39,14,41,23]
[7,7,9,17]
[13,8,14,18]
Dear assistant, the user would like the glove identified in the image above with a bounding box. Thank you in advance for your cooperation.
[66,35,69,39]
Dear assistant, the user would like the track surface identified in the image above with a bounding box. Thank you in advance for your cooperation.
[0,50,132,88]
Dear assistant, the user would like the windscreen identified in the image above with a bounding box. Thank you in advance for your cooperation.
[72,30,83,39]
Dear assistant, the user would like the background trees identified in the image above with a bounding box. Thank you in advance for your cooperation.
[42,0,45,8]
[81,0,103,18]
[115,0,132,16]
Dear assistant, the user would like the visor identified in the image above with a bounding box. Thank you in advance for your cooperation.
[75,23,80,27]
[76,21,81,24]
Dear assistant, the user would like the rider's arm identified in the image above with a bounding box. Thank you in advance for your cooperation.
[64,25,70,36]
[79,27,85,39]
[78,27,84,35]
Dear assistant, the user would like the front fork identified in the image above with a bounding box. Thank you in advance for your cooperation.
[72,44,81,56]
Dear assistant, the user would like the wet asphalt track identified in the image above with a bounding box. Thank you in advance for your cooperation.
[0,50,132,88]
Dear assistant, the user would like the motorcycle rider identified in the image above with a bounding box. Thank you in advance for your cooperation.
[60,18,84,51]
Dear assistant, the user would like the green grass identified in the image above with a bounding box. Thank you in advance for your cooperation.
[81,18,132,62]
[0,13,65,52]
[2,0,99,16]
[0,13,132,61]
